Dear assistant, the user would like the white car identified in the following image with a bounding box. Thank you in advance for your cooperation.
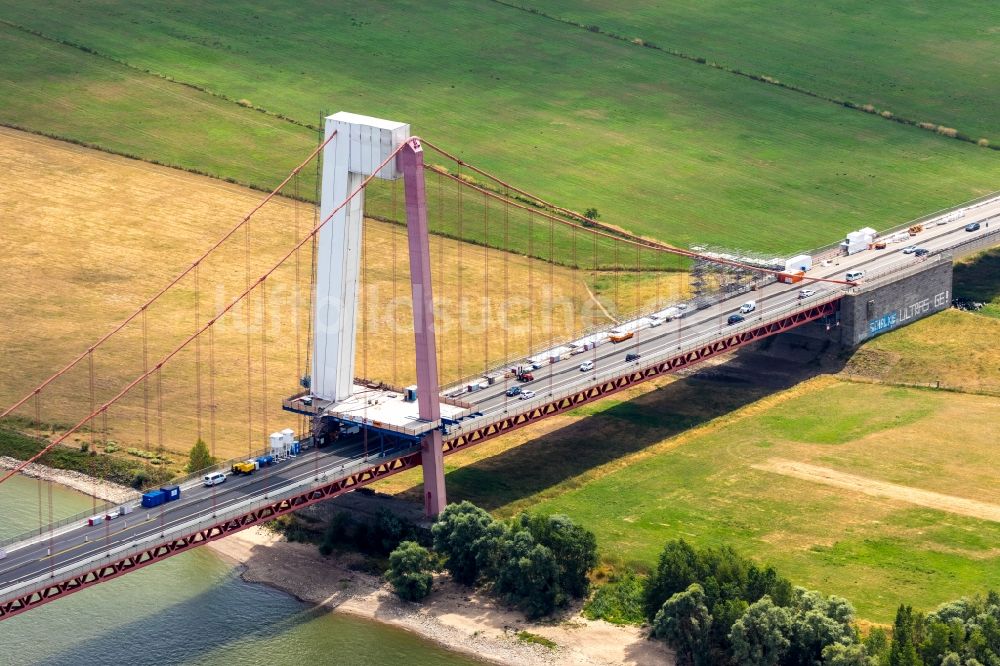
[579,360,595,372]
[845,270,865,281]
[798,288,816,299]
[902,246,917,254]
[519,390,536,400]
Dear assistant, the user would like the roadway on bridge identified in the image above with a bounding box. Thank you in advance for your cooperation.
[3,198,998,601]
[458,201,1000,418]
[0,435,408,593]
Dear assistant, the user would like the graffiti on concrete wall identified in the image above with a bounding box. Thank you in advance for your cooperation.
[867,290,950,337]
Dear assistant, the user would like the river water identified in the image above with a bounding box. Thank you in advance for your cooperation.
[0,475,481,666]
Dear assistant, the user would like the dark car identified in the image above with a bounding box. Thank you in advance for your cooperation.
[727,314,745,325]
[505,385,522,397]
[965,222,981,232]
[625,352,641,362]
[913,248,930,257]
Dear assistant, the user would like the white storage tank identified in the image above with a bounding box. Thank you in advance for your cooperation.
[269,432,285,454]
[281,428,295,446]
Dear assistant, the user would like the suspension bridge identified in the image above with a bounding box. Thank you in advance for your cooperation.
[1,112,998,620]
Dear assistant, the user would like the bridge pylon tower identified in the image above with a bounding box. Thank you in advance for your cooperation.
[312,112,445,516]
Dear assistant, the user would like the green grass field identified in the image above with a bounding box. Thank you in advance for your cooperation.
[0,1,997,254]
[515,379,1000,622]
[513,0,1000,143]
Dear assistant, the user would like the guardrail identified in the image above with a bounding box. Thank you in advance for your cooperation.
[802,190,1000,261]
[0,501,121,550]
[945,223,1000,260]
[844,253,952,294]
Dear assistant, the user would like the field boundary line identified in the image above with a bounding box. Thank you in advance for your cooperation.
[491,0,997,150]
[0,19,319,132]
[838,372,1000,399]
[755,458,1000,523]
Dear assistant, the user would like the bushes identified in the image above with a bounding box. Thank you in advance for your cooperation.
[386,541,434,602]
[584,569,646,625]
[430,502,598,618]
[643,539,793,623]
[317,507,422,558]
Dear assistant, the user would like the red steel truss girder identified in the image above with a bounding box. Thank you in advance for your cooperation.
[0,452,421,621]
[442,300,839,455]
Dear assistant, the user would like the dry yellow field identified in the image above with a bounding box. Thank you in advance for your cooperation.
[0,128,685,460]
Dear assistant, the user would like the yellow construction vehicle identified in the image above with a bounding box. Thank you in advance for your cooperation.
[231,460,257,475]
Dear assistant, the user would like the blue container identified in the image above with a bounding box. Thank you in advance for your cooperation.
[141,490,166,508]
[160,485,181,502]
[291,442,300,455]
[256,455,274,466]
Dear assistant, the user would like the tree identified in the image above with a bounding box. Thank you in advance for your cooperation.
[186,438,214,473]
[644,539,702,619]
[652,583,714,666]
[431,502,499,585]
[822,642,877,666]
[583,207,600,220]
[494,529,562,619]
[369,506,412,556]
[520,513,597,598]
[729,596,793,666]
[472,519,510,582]
[386,541,434,602]
[786,589,857,665]
[888,605,922,666]
[864,627,890,664]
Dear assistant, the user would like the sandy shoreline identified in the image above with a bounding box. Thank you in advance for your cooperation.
[0,456,138,505]
[207,528,673,666]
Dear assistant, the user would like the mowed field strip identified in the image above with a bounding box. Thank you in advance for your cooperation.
[755,458,1000,523]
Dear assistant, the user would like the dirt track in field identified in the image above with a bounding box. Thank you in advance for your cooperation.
[756,458,1000,523]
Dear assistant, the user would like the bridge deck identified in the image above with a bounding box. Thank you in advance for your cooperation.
[3,197,1000,620]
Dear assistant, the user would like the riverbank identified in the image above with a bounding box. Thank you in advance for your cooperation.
[4,457,671,664]
[207,528,674,666]
[0,456,137,505]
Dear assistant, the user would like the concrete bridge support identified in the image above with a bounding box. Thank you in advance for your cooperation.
[839,256,954,346]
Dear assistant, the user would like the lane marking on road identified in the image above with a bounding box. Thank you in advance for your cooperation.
[38,517,156,562]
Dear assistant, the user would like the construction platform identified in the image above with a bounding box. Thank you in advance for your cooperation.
[283,384,473,438]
